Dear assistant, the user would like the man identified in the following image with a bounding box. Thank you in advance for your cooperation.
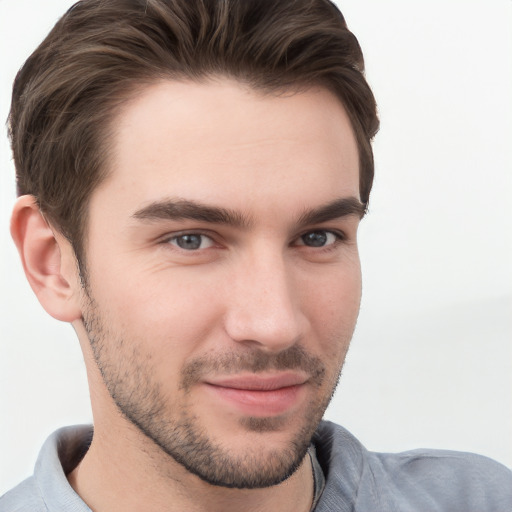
[1,0,511,511]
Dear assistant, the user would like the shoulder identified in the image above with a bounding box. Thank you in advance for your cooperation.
[314,421,512,512]
[0,477,46,512]
[0,426,93,512]
[374,448,512,510]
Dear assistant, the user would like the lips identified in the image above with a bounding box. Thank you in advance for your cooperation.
[206,372,308,390]
[203,372,308,416]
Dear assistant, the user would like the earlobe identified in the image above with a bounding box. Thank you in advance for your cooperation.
[10,195,82,322]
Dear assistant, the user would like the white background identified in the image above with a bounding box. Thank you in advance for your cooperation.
[1,0,511,495]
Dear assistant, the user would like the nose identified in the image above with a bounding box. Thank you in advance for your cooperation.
[223,249,308,352]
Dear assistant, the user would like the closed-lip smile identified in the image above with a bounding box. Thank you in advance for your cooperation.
[202,372,309,416]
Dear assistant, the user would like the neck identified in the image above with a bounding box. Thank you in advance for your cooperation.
[67,419,315,512]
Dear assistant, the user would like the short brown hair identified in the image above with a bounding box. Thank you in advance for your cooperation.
[9,0,379,270]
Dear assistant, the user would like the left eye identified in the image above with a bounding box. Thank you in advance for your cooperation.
[297,230,340,248]
[168,234,215,251]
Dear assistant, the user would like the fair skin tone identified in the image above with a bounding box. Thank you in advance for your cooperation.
[11,79,362,512]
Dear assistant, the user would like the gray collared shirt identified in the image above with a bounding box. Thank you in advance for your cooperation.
[1,421,511,511]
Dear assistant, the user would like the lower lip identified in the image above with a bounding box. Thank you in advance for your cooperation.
[204,383,304,417]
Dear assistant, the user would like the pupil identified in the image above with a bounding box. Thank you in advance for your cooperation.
[303,231,327,247]
[178,234,201,250]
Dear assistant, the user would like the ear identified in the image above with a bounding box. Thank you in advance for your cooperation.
[10,195,82,322]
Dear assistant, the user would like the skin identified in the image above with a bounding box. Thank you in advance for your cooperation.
[12,78,362,512]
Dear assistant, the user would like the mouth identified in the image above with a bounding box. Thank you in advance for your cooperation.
[202,372,309,417]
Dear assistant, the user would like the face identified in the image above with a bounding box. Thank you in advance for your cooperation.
[79,79,362,488]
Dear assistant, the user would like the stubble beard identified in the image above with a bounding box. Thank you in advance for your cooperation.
[81,295,346,489]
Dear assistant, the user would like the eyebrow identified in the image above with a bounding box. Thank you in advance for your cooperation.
[131,196,366,228]
[297,197,366,225]
[132,198,251,228]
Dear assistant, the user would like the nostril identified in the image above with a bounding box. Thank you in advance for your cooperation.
[223,258,306,350]
[223,301,304,352]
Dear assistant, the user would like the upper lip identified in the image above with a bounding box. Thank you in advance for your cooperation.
[204,372,308,391]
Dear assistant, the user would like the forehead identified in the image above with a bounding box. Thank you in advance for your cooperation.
[92,78,360,218]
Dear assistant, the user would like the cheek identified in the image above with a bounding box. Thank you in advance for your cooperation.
[301,262,362,349]
[88,265,226,358]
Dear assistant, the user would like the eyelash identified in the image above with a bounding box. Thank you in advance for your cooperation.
[161,229,346,253]
[159,230,217,252]
[165,232,216,251]
[295,229,345,249]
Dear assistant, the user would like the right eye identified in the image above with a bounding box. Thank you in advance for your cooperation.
[167,233,215,251]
